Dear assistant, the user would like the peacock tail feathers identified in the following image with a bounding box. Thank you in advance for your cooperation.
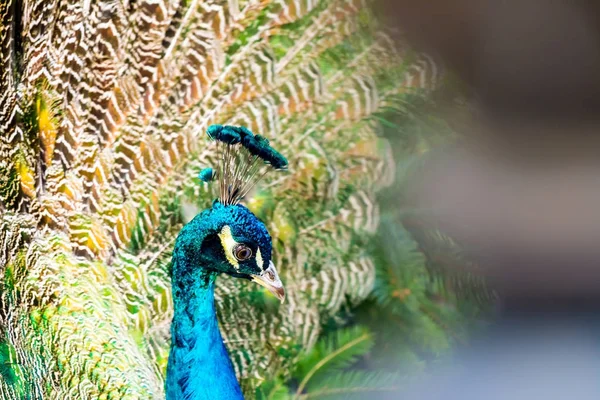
[0,0,440,398]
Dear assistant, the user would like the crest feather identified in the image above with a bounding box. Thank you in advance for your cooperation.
[203,125,288,205]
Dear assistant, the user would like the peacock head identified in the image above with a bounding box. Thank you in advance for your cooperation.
[176,125,288,301]
[178,200,284,301]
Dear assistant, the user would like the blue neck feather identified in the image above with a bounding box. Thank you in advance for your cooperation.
[166,241,243,399]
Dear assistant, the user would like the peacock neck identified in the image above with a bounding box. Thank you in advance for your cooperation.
[166,258,243,400]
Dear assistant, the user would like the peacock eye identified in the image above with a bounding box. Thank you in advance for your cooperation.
[233,244,252,261]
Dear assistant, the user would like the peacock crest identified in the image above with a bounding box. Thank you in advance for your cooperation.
[199,124,288,205]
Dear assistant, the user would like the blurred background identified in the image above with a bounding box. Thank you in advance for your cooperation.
[326,1,600,399]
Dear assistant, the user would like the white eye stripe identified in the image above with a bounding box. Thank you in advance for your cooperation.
[256,248,263,270]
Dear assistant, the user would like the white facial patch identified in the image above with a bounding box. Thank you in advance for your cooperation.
[217,225,240,269]
[255,247,264,271]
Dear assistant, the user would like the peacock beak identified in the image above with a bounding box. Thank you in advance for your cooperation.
[250,260,285,303]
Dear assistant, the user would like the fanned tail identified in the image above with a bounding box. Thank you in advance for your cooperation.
[0,0,440,398]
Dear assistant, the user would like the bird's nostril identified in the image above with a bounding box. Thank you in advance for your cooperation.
[266,271,275,280]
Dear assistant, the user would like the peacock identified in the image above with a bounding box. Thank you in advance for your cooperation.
[166,124,287,399]
[0,0,439,399]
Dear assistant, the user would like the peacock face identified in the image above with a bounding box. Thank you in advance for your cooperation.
[181,201,285,301]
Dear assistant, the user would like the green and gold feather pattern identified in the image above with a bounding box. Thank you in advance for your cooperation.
[0,0,439,398]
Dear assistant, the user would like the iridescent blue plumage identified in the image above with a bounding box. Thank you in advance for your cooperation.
[166,269,241,400]
[167,202,278,399]
[166,125,287,400]
[198,168,215,183]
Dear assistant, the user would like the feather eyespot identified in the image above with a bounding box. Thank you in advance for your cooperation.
[233,244,252,261]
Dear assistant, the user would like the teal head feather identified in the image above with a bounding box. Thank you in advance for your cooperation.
[198,167,214,183]
[166,125,287,400]
[173,201,274,283]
